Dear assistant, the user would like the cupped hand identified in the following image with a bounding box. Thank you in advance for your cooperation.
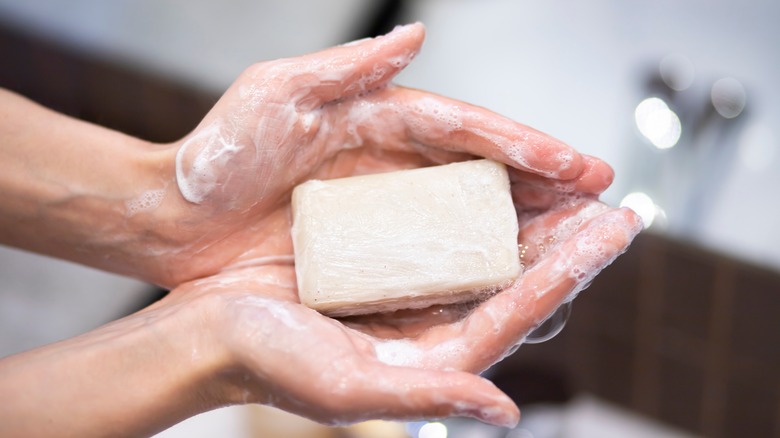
[153,181,640,428]
[154,23,605,288]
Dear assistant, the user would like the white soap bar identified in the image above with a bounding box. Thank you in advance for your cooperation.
[291,159,521,317]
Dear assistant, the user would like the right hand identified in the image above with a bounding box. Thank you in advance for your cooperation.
[144,23,601,290]
[144,187,641,428]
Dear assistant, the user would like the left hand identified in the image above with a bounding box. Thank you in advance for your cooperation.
[0,179,639,437]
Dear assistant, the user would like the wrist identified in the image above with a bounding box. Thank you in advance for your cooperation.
[155,286,265,409]
[125,142,196,285]
[134,140,248,288]
[0,90,195,285]
[125,292,239,422]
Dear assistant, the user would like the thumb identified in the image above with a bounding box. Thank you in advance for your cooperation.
[290,23,425,110]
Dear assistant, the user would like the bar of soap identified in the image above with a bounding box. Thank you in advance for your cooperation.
[291,159,520,317]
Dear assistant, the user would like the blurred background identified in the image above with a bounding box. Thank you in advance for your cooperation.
[1,1,778,437]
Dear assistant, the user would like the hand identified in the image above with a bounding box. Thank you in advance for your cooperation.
[150,23,602,288]
[146,179,641,428]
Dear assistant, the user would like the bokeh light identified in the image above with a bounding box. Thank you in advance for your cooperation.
[634,97,682,149]
[418,421,448,438]
[711,77,746,119]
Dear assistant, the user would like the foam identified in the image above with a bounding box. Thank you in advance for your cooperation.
[235,295,307,331]
[374,338,468,370]
[175,121,245,204]
[555,149,576,174]
[125,188,165,216]
[402,96,464,137]
[373,339,423,368]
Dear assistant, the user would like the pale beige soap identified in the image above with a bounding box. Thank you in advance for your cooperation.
[291,159,521,317]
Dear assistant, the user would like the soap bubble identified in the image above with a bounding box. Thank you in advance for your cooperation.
[525,301,572,344]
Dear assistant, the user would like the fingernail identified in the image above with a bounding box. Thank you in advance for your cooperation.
[479,405,520,428]
[390,22,418,33]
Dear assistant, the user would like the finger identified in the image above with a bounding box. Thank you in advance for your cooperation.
[354,364,519,428]
[420,207,643,373]
[349,86,584,180]
[518,207,642,315]
[516,197,610,269]
[288,23,425,110]
[510,155,615,195]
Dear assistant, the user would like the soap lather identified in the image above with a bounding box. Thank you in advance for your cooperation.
[291,159,521,317]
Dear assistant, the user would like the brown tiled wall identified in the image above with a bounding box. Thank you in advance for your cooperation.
[507,233,780,437]
[0,21,217,143]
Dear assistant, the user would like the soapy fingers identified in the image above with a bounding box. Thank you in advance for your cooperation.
[287,23,425,111]
[469,208,641,373]
[256,21,585,183]
[510,155,614,197]
[343,86,585,180]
